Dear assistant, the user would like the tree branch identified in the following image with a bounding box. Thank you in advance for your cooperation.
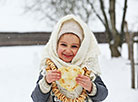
[109,0,116,31]
[121,0,128,34]
[99,0,110,31]
[87,0,105,26]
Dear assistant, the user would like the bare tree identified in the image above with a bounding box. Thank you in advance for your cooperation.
[87,0,128,57]
[88,0,128,57]
[24,0,94,25]
[24,0,128,57]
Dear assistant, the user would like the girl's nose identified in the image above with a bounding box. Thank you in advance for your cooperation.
[65,48,72,54]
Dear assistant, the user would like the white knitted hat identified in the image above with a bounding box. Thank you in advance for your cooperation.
[58,19,84,41]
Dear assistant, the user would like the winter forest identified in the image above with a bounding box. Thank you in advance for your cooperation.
[0,0,138,102]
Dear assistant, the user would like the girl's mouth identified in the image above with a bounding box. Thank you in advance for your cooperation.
[63,54,73,58]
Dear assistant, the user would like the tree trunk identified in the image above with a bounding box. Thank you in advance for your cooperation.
[109,45,120,57]
[129,34,135,88]
[109,34,121,57]
[121,0,128,45]
[109,0,121,57]
[124,21,131,59]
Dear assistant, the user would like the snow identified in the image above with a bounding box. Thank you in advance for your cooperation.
[0,46,42,102]
[0,44,138,102]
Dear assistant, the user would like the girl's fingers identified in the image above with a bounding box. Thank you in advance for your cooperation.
[76,76,90,82]
[76,80,86,88]
[76,79,91,91]
[52,75,61,80]
[46,75,61,83]
[76,76,92,91]
[48,70,61,77]
[76,78,86,85]
[76,77,85,83]
[51,70,61,74]
[50,73,61,77]
[46,70,61,83]
[77,74,89,80]
[51,70,61,76]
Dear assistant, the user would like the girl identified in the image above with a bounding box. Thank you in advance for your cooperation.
[31,15,108,102]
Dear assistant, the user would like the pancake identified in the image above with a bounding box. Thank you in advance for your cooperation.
[58,65,84,91]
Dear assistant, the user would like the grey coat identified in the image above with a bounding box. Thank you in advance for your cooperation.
[31,74,108,102]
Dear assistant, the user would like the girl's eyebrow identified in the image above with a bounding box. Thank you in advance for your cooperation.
[72,43,80,46]
[59,41,67,43]
[59,41,80,46]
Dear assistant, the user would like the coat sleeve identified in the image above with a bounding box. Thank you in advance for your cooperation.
[31,73,51,102]
[88,75,108,102]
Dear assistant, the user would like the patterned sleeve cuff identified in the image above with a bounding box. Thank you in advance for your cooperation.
[38,76,52,94]
[88,82,97,96]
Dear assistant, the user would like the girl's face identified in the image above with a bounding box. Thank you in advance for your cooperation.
[57,33,80,63]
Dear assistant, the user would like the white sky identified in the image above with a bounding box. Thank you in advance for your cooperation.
[0,0,138,32]
[0,0,50,32]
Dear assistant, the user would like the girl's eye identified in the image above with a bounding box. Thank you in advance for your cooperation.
[72,45,78,48]
[61,43,67,46]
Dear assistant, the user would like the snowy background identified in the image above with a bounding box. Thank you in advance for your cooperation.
[0,44,138,102]
[0,0,138,102]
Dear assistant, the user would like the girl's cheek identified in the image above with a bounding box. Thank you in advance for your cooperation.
[57,48,63,56]
[57,49,61,56]
[73,49,79,56]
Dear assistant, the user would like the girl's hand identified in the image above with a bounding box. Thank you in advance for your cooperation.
[76,74,92,92]
[45,70,61,84]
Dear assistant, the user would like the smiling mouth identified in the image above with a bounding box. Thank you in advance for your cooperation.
[63,54,73,58]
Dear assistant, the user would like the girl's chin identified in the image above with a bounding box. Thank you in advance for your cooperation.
[62,58,72,63]
[63,59,72,63]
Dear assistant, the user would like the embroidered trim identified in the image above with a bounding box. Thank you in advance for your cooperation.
[46,58,91,102]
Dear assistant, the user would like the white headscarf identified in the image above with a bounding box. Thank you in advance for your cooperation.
[40,15,101,75]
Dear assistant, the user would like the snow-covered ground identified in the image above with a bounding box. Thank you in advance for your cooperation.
[0,44,138,102]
